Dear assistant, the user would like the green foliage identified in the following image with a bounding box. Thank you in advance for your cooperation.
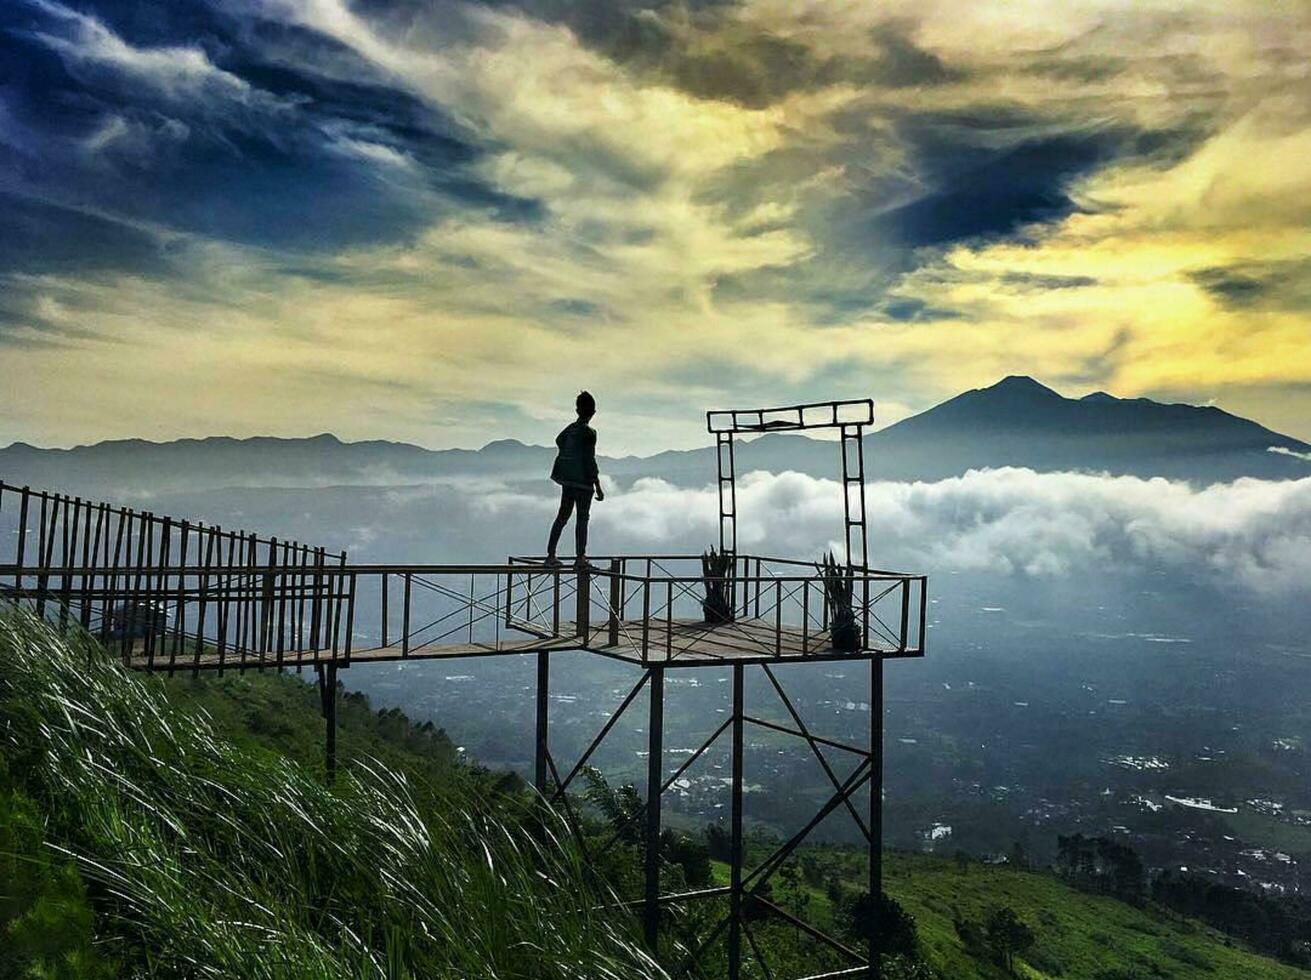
[888,851,1309,980]
[0,610,665,980]
[818,552,860,650]
[1152,870,1311,967]
[1056,833,1146,905]
[837,889,920,959]
[954,904,1037,973]
[582,768,712,891]
[983,906,1036,973]
[6,607,1308,980]
[663,832,712,889]
[160,670,468,787]
[0,775,114,979]
[700,548,734,624]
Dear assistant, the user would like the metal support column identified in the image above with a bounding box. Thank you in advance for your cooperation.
[536,651,550,795]
[869,653,883,980]
[728,663,745,979]
[577,568,591,639]
[841,423,870,652]
[716,431,738,613]
[644,665,665,948]
[839,424,868,570]
[322,662,338,786]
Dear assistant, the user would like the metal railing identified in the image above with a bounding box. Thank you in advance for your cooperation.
[509,552,927,664]
[1,484,926,671]
[0,480,345,670]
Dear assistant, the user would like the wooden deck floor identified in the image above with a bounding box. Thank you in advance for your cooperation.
[125,618,919,671]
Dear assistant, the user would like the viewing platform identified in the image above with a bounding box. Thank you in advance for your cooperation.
[0,553,925,671]
[0,398,926,980]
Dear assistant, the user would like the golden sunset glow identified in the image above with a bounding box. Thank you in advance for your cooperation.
[2,0,1309,448]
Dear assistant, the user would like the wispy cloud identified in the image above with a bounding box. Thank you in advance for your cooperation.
[0,0,1309,447]
[25,0,271,108]
[1269,446,1311,463]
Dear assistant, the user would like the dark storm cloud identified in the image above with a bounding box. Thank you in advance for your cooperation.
[0,0,525,273]
[1190,260,1311,313]
[869,112,1207,249]
[476,0,959,108]
[703,101,1204,322]
[0,190,177,278]
[0,0,1221,311]
[879,297,967,323]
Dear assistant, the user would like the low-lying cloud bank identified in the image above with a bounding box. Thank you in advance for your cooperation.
[477,468,1311,596]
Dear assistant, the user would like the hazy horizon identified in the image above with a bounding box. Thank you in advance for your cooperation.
[3,373,1307,455]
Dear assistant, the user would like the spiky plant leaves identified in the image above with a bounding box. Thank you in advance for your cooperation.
[700,548,734,624]
[0,610,667,980]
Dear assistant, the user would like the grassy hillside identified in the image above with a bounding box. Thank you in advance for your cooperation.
[157,666,505,794]
[886,854,1309,979]
[4,608,1307,979]
[0,610,661,979]
[704,850,1309,979]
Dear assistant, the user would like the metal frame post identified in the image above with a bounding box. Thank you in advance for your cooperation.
[577,567,591,639]
[840,423,869,570]
[644,664,665,948]
[869,653,883,980]
[536,651,550,794]
[607,558,621,646]
[14,487,29,592]
[321,662,338,785]
[728,663,745,980]
[716,431,738,613]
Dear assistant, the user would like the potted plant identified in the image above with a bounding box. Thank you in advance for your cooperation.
[819,552,861,651]
[700,547,735,623]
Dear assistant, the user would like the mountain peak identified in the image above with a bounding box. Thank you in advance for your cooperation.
[988,375,1060,397]
[481,438,530,453]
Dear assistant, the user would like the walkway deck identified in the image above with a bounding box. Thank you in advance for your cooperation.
[122,616,920,671]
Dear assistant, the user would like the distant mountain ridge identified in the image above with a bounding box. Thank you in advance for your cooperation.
[863,375,1311,483]
[3,377,1308,496]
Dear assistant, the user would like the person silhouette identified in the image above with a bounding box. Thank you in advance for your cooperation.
[546,390,604,569]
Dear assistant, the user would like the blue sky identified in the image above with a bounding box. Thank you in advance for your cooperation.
[2,0,1309,451]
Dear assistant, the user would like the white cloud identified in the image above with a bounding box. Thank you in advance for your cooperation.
[1269,446,1311,463]
[478,469,1311,596]
[31,0,254,102]
[325,133,415,171]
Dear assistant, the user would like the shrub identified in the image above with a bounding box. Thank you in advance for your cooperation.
[0,778,114,979]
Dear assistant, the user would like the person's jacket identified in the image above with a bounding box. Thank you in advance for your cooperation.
[551,421,598,490]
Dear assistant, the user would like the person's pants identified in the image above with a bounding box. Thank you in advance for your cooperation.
[547,485,593,559]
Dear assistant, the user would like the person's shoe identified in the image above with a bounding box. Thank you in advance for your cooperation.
[544,555,563,567]
[573,558,600,574]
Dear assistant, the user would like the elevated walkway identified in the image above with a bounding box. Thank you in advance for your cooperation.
[0,399,927,980]
[0,554,926,671]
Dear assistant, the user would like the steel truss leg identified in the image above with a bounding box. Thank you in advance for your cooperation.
[644,664,665,948]
[728,663,745,980]
[319,662,338,785]
[712,665,879,980]
[536,651,550,794]
[869,654,882,980]
[535,664,653,869]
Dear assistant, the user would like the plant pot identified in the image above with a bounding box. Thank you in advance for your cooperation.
[702,597,734,624]
[831,620,861,652]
